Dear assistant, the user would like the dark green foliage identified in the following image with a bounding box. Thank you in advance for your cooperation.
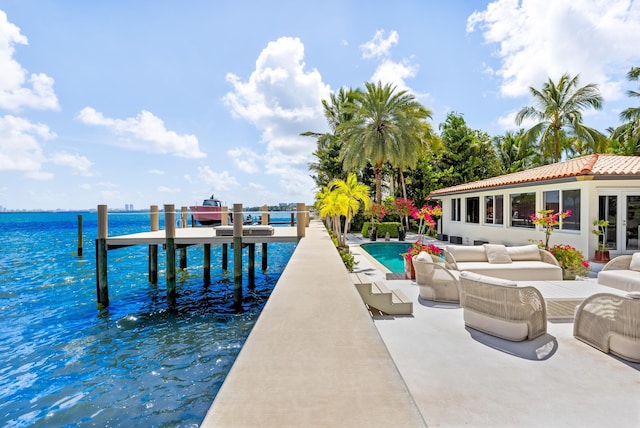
[361,221,402,238]
[338,248,357,272]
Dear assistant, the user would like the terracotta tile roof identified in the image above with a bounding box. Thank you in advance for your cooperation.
[429,154,640,196]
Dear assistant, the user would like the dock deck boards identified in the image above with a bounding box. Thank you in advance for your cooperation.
[105,226,300,248]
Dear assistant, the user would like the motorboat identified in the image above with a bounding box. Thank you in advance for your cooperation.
[190,194,223,226]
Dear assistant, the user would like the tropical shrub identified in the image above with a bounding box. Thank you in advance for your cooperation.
[549,244,590,279]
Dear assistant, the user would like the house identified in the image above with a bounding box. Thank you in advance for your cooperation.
[428,154,640,260]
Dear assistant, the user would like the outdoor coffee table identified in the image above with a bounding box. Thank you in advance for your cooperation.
[517,279,628,321]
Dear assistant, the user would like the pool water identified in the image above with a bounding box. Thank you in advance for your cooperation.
[359,242,413,273]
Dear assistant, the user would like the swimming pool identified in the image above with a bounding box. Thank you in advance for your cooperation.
[359,242,412,273]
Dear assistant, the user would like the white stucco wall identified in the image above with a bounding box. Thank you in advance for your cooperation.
[434,178,640,259]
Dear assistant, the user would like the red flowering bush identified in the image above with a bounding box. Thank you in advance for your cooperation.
[401,240,443,262]
[549,244,590,278]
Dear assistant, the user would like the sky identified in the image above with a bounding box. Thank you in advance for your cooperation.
[0,0,639,211]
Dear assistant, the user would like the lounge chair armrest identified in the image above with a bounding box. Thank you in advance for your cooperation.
[539,249,560,267]
[601,255,632,271]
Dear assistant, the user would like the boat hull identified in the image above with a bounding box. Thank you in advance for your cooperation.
[190,206,222,225]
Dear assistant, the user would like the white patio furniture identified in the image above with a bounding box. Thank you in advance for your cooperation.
[574,292,640,362]
[597,253,640,292]
[459,271,547,341]
[412,252,460,303]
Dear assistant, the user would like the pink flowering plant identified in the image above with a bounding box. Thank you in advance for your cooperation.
[530,209,572,250]
[549,244,590,278]
[401,240,442,262]
[412,204,442,238]
[368,203,387,226]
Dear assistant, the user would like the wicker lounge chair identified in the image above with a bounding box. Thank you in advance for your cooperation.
[412,252,460,303]
[574,292,640,362]
[458,271,547,341]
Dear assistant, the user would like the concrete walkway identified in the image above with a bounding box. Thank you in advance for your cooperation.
[201,220,425,427]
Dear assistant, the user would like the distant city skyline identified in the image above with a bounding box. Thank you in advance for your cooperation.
[1,1,639,210]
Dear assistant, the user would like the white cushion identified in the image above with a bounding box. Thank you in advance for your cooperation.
[630,253,640,271]
[446,245,488,262]
[456,261,562,281]
[506,244,541,261]
[416,251,431,262]
[459,270,518,287]
[597,270,640,292]
[483,244,512,264]
[627,291,640,299]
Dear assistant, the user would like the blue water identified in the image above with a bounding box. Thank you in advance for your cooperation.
[0,211,296,427]
[360,242,412,273]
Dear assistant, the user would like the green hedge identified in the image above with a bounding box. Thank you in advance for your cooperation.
[361,221,402,238]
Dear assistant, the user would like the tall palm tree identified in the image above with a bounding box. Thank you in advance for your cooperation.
[611,67,640,154]
[493,129,535,173]
[304,87,361,188]
[339,81,432,205]
[515,73,606,163]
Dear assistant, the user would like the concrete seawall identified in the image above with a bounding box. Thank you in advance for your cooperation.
[201,220,425,427]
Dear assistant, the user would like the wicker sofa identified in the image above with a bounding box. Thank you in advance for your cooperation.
[597,254,640,292]
[574,292,640,362]
[458,271,547,341]
[444,244,562,281]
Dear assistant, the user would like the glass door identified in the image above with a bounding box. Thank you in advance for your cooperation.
[624,195,640,252]
[603,193,640,253]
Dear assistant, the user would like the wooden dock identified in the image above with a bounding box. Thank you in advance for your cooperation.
[95,203,308,309]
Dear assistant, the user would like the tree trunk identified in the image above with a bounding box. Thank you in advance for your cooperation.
[374,163,383,205]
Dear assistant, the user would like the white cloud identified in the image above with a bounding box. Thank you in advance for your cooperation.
[370,59,418,93]
[227,147,261,173]
[223,37,330,197]
[50,152,93,176]
[0,115,55,177]
[467,0,640,99]
[196,166,239,191]
[0,11,59,112]
[77,107,206,158]
[360,30,399,59]
[148,168,164,175]
[79,183,91,190]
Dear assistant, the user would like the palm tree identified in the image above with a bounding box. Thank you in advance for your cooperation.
[314,173,371,247]
[515,73,606,163]
[493,129,535,173]
[611,67,640,154]
[339,81,432,205]
[304,87,361,188]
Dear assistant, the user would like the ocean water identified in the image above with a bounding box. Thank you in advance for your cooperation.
[0,211,296,427]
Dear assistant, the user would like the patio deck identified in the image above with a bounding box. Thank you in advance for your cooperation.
[350,240,640,427]
[203,223,639,427]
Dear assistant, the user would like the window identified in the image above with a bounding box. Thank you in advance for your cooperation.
[466,197,480,223]
[562,189,580,230]
[485,195,504,225]
[510,192,535,228]
[451,198,461,221]
[544,189,581,231]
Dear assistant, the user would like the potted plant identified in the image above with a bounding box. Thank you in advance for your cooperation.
[368,203,386,241]
[591,219,610,262]
[401,241,443,280]
[548,244,590,280]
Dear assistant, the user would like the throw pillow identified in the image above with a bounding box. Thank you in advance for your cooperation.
[483,244,512,264]
[630,253,640,271]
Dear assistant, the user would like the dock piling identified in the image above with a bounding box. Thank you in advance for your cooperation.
[77,214,83,257]
[233,203,243,308]
[165,204,177,307]
[96,205,109,308]
[149,205,159,284]
[180,206,188,270]
[204,243,211,284]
